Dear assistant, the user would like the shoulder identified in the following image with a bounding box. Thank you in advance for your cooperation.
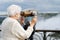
[2,17,18,24]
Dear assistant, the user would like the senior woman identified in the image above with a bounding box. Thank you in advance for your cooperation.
[1,5,37,40]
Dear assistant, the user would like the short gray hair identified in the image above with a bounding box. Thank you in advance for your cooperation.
[7,5,22,16]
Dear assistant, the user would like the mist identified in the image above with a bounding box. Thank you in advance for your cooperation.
[36,14,60,30]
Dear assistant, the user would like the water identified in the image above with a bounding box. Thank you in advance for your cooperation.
[36,14,60,30]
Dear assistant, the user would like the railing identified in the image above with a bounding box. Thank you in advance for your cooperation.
[33,32,43,40]
[0,30,1,31]
[0,29,60,40]
[35,30,60,40]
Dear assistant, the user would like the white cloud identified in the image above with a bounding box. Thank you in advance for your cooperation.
[0,0,24,4]
[52,0,60,2]
[29,0,60,12]
[0,0,60,12]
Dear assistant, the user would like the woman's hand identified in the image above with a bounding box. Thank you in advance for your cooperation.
[30,16,37,27]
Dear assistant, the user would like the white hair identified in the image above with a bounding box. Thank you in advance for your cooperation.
[7,5,22,16]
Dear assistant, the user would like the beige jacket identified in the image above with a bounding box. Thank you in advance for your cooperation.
[1,17,33,40]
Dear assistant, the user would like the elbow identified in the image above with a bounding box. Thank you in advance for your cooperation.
[26,35,30,39]
[25,33,31,39]
[21,34,30,39]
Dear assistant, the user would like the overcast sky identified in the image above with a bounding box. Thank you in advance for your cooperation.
[0,0,60,12]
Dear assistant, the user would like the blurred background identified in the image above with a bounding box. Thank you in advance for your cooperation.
[0,0,60,40]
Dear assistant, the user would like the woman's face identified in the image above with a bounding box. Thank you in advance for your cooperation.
[20,16,25,24]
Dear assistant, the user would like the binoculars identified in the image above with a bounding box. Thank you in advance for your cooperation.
[20,10,37,17]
